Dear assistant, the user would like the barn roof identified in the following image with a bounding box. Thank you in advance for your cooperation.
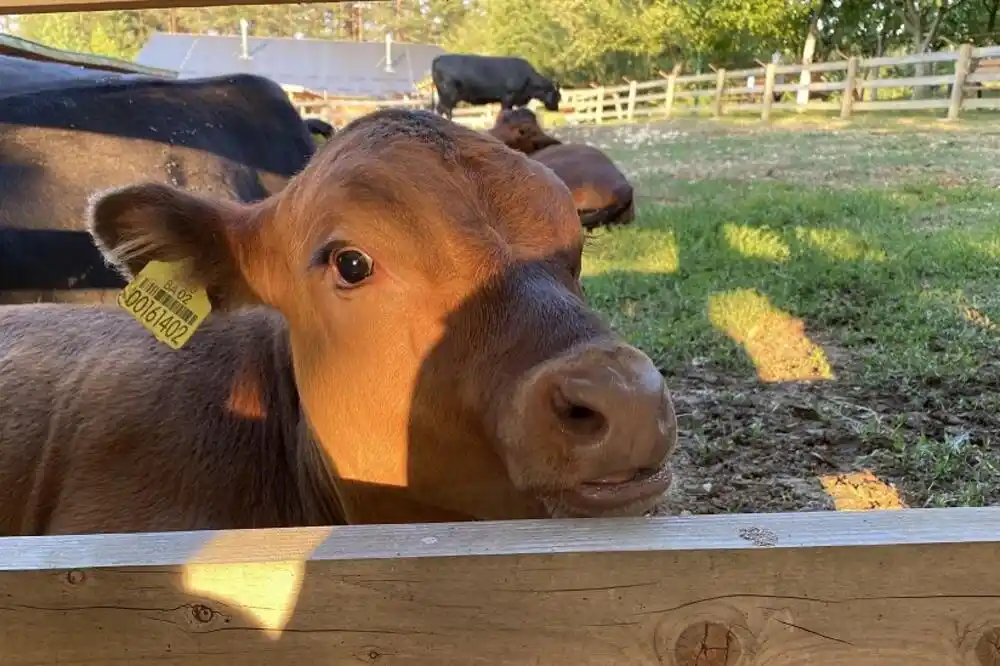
[135,32,444,99]
[0,32,175,78]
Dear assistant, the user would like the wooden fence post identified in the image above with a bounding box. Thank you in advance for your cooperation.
[664,74,677,118]
[661,64,681,119]
[595,87,605,124]
[761,63,776,121]
[840,57,858,119]
[948,43,974,120]
[712,68,726,117]
[626,79,638,121]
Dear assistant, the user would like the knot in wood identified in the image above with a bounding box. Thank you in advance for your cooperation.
[354,647,385,663]
[191,604,215,624]
[65,570,86,585]
[975,627,1000,666]
[671,621,742,666]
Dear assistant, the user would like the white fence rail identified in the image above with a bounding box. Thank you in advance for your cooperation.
[294,44,1000,129]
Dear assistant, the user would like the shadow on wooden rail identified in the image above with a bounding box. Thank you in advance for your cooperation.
[3,507,1000,664]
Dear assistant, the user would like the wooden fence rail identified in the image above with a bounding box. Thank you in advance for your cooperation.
[3,507,1000,665]
[295,44,1000,129]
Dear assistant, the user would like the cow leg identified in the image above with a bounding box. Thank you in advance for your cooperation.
[434,84,459,119]
[434,98,453,119]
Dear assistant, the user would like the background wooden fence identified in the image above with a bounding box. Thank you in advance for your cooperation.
[295,44,1000,129]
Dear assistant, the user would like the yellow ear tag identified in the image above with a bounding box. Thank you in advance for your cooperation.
[116,260,212,350]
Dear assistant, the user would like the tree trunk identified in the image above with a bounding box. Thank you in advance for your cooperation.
[394,0,405,42]
[904,0,962,99]
[797,0,825,107]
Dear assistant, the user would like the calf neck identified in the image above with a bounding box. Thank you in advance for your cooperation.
[0,109,677,535]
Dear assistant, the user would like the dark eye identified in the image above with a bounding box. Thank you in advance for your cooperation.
[332,248,374,287]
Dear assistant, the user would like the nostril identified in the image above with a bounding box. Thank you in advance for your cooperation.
[552,386,607,438]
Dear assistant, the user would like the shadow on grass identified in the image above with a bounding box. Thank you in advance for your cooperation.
[580,179,1000,512]
[581,180,1000,385]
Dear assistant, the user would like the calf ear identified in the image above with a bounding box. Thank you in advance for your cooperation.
[87,183,259,310]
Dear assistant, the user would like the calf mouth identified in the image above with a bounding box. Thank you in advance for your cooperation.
[553,464,673,517]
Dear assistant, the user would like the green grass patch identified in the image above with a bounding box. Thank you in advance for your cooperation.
[582,180,1000,383]
[563,119,1000,511]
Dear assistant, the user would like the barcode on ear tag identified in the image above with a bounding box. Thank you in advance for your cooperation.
[116,260,212,350]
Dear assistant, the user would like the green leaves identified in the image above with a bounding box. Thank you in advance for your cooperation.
[10,0,999,87]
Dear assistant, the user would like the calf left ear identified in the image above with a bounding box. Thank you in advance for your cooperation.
[87,183,260,310]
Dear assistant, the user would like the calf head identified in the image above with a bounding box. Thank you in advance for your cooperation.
[87,108,677,524]
[488,108,562,155]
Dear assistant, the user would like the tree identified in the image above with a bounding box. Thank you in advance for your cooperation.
[10,0,997,90]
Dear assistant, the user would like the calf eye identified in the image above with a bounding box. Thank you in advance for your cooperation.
[332,248,374,286]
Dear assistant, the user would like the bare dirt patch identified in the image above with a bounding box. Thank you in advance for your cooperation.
[656,359,1000,516]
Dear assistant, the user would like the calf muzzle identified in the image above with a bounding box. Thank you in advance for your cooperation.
[509,340,678,517]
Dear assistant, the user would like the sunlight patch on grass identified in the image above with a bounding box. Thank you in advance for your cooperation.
[722,223,790,262]
[819,469,907,511]
[582,228,680,276]
[707,288,835,382]
[963,307,997,332]
[976,237,1000,259]
[793,227,888,262]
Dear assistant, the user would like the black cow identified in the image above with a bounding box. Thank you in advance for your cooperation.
[0,55,320,304]
[304,117,335,140]
[0,228,125,291]
[430,53,560,120]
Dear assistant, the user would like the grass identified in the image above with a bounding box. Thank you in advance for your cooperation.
[555,113,1000,513]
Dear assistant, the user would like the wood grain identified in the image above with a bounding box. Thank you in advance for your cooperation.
[3,508,1000,664]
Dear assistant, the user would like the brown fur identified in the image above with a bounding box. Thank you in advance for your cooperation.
[487,109,634,230]
[531,144,635,231]
[486,108,563,155]
[0,108,675,535]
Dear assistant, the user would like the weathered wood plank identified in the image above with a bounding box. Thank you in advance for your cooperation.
[722,67,766,79]
[862,51,960,67]
[853,98,951,111]
[965,97,1000,110]
[857,74,955,89]
[772,80,847,94]
[632,79,665,92]
[967,70,1000,84]
[771,101,840,111]
[973,45,1000,58]
[774,60,847,75]
[3,508,1000,665]
[676,73,719,84]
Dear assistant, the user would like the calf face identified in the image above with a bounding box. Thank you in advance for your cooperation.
[488,108,562,155]
[89,108,676,522]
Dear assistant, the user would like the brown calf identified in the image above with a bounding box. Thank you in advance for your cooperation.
[486,108,563,154]
[0,108,677,536]
[488,109,635,231]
